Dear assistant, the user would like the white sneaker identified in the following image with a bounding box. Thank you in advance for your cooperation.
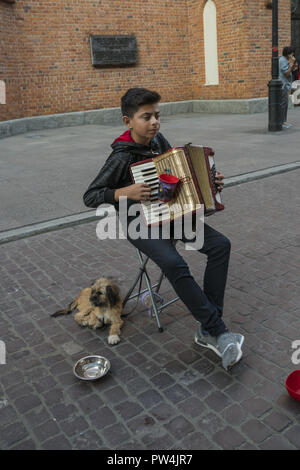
[198,329,244,348]
[282,122,292,128]
[195,330,243,371]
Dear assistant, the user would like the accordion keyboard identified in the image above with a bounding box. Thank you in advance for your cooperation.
[130,162,170,224]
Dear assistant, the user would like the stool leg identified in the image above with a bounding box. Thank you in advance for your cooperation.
[155,271,165,294]
[142,268,164,333]
[122,271,142,307]
[136,250,164,332]
[122,251,149,307]
[124,249,164,332]
[154,238,176,294]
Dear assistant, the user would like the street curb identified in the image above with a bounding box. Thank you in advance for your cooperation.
[0,207,114,245]
[1,161,299,245]
[0,97,272,139]
[224,160,300,187]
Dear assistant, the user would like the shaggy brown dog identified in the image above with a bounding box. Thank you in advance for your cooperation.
[51,277,123,345]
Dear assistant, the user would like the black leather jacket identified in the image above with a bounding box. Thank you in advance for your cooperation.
[83,132,171,212]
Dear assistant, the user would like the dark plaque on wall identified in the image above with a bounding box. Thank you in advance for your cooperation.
[90,35,138,67]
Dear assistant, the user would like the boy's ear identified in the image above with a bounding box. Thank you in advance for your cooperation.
[122,115,131,129]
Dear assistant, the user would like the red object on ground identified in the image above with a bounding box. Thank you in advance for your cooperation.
[285,370,300,402]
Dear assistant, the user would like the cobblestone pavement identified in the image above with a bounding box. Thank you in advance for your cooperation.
[0,170,300,450]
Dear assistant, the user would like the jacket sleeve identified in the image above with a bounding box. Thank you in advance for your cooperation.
[83,152,129,208]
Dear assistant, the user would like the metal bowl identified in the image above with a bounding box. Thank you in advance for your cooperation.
[73,356,111,381]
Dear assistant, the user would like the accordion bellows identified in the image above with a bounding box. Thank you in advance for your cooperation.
[130,144,224,226]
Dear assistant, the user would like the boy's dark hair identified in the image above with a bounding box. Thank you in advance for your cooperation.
[282,46,295,57]
[121,88,161,117]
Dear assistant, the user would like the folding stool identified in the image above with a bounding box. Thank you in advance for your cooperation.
[122,241,180,332]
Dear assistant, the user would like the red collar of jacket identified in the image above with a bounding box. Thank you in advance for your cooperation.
[113,129,135,144]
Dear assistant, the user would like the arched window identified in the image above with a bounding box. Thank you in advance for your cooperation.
[203,0,219,85]
[0,340,6,365]
[0,81,6,105]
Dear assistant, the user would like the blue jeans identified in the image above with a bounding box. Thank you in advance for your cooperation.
[125,219,231,337]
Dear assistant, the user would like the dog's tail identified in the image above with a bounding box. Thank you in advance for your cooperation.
[51,299,77,317]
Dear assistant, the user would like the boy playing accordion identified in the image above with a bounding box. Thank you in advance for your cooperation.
[83,88,244,371]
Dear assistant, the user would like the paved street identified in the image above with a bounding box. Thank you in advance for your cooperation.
[0,158,300,449]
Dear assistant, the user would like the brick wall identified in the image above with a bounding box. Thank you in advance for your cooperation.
[243,0,291,99]
[188,0,291,100]
[0,0,291,122]
[0,1,22,118]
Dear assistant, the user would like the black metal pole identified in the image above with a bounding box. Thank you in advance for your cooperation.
[268,0,282,131]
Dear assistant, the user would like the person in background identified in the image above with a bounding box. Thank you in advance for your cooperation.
[279,46,296,129]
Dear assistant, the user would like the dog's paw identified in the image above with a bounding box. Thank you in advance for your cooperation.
[108,334,120,345]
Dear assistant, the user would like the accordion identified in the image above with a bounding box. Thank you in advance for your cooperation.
[130,144,224,227]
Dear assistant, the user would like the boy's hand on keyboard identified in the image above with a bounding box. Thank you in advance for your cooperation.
[215,170,224,192]
[129,183,152,201]
[115,183,152,201]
